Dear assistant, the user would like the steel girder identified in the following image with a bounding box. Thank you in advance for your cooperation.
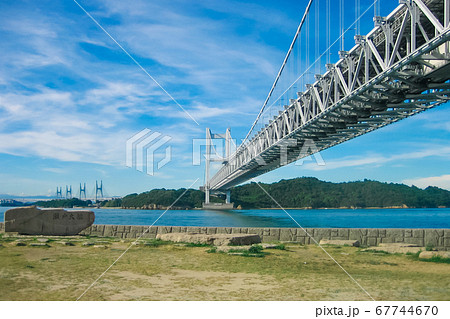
[210,0,450,191]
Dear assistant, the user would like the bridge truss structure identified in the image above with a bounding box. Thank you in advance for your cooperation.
[206,0,450,194]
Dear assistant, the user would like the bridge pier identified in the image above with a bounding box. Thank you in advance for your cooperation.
[226,190,231,204]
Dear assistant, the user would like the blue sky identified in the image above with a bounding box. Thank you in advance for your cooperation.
[0,0,449,197]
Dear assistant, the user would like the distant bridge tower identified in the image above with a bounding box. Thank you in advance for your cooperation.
[66,185,72,199]
[79,183,87,200]
[95,180,103,201]
[56,187,62,199]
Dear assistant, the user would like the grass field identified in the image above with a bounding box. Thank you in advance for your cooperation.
[0,234,449,301]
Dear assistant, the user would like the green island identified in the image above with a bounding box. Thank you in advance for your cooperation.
[28,177,450,209]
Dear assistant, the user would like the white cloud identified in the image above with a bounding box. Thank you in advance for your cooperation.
[403,174,450,190]
[301,146,450,171]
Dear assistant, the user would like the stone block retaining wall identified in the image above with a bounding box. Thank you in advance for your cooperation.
[1,222,449,250]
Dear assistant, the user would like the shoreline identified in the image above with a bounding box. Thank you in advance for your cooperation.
[2,205,449,210]
[90,206,449,210]
[2,223,447,250]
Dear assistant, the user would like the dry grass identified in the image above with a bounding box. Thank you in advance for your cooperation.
[0,235,448,301]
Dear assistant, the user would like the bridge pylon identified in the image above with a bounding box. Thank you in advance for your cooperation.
[79,183,87,200]
[95,180,103,202]
[65,185,72,199]
[203,127,234,210]
[56,187,62,199]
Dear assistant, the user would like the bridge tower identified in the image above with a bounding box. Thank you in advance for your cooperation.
[95,180,103,202]
[65,185,72,199]
[204,128,233,209]
[56,187,62,199]
[79,183,87,200]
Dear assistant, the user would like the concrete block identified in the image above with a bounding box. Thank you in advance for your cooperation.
[156,233,261,246]
[367,237,377,246]
[295,236,306,245]
[425,229,442,248]
[231,227,242,234]
[103,226,115,237]
[404,237,424,246]
[413,229,424,238]
[306,228,316,237]
[141,232,156,239]
[385,229,404,240]
[379,229,386,238]
[158,226,172,234]
[419,251,450,259]
[312,229,331,243]
[280,229,296,241]
[444,237,450,247]
[172,226,183,233]
[338,229,350,238]
[206,227,217,235]
[247,228,264,236]
[216,227,226,234]
[269,228,280,238]
[186,227,200,234]
[349,229,364,241]
[405,230,412,237]
[130,226,144,237]
[178,227,187,233]
[367,229,378,237]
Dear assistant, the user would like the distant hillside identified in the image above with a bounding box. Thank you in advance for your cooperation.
[107,177,450,209]
[231,177,450,209]
[35,198,92,208]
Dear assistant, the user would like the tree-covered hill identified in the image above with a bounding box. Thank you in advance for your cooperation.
[106,177,450,209]
[35,198,92,208]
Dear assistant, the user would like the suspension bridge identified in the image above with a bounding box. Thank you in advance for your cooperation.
[203,0,450,207]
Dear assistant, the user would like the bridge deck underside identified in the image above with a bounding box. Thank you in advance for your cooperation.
[210,0,450,191]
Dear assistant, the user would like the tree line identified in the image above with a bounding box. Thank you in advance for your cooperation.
[103,177,450,209]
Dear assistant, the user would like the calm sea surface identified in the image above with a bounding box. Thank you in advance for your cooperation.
[0,207,449,228]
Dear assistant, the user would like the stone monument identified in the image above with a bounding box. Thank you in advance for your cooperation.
[4,206,95,236]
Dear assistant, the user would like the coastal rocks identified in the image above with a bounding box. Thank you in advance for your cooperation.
[419,251,450,259]
[366,243,424,254]
[56,241,75,246]
[4,206,95,236]
[319,239,360,247]
[156,233,261,246]
[216,245,253,252]
[14,241,27,247]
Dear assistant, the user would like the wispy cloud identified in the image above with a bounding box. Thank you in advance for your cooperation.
[301,146,450,171]
[403,174,450,190]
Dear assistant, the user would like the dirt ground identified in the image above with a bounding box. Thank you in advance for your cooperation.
[0,236,448,301]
